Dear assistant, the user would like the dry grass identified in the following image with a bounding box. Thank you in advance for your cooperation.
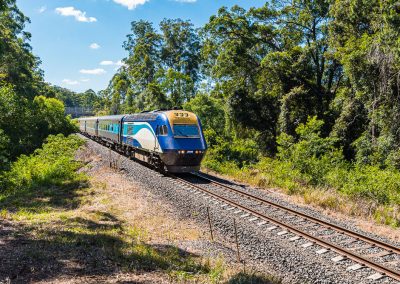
[88,167,202,244]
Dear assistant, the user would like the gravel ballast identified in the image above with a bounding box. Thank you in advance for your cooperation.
[81,135,399,284]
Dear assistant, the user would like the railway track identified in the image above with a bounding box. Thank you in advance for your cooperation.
[170,172,400,282]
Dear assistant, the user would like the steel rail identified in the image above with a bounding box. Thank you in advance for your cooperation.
[170,174,400,281]
[193,172,400,256]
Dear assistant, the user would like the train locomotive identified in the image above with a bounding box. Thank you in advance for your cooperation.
[78,110,207,173]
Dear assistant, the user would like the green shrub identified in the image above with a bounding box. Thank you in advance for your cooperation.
[203,137,259,170]
[1,134,85,194]
[276,116,346,186]
[330,165,400,205]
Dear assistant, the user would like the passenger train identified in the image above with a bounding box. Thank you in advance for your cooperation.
[78,110,207,173]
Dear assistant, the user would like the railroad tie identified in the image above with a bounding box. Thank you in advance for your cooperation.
[301,242,314,248]
[365,250,393,258]
[331,256,345,262]
[289,236,301,242]
[346,264,363,271]
[316,248,329,254]
[257,221,267,226]
[367,273,385,280]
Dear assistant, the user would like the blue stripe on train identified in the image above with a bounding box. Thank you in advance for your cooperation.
[122,123,155,136]
[122,136,143,148]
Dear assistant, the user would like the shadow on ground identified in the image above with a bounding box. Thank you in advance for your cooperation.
[227,272,279,284]
[0,180,89,214]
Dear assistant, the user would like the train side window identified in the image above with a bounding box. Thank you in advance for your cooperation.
[159,125,168,136]
[127,125,134,135]
[156,125,159,135]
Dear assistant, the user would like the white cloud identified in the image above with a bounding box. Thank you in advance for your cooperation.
[80,68,106,75]
[90,43,101,49]
[38,6,47,13]
[100,60,114,66]
[100,60,127,68]
[113,0,149,10]
[80,78,90,82]
[62,79,79,85]
[55,7,97,23]
[174,0,197,2]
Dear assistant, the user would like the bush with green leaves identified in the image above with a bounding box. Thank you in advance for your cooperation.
[327,165,400,205]
[203,135,260,171]
[277,116,346,186]
[0,85,77,169]
[1,134,85,194]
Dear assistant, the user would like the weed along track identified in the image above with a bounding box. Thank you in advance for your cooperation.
[172,173,400,282]
[84,135,400,283]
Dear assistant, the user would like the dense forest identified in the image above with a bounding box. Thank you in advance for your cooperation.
[1,0,400,225]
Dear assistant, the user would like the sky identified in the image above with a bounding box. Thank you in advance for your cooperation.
[17,0,266,93]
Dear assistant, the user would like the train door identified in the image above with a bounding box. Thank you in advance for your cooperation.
[95,119,98,136]
[154,125,161,152]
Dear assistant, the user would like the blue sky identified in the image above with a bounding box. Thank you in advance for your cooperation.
[17,0,266,93]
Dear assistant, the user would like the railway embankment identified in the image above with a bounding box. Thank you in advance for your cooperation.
[83,135,400,283]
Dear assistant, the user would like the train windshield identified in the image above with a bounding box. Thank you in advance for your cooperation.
[173,124,200,137]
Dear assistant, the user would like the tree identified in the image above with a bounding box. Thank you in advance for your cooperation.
[160,68,194,107]
[0,129,10,169]
[183,93,225,132]
[159,19,201,103]
[124,20,161,93]
[0,0,43,98]
[330,0,400,165]
[139,83,170,111]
